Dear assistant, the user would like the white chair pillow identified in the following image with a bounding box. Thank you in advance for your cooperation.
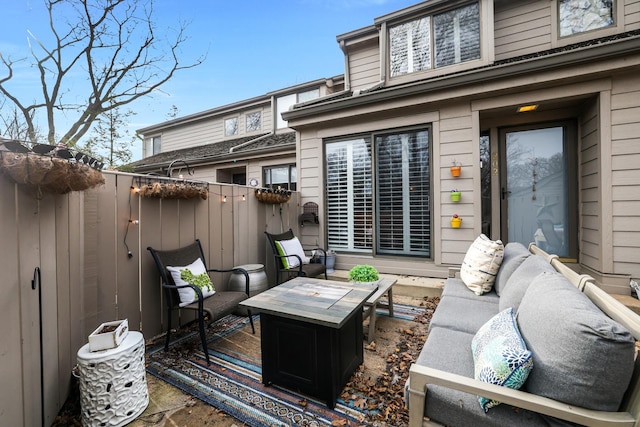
[460,234,504,295]
[275,236,310,269]
[167,258,215,307]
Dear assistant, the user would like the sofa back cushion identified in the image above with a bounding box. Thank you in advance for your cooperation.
[494,242,530,296]
[498,255,555,312]
[517,272,635,411]
[460,234,504,296]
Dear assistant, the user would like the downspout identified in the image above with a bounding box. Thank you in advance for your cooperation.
[339,40,351,91]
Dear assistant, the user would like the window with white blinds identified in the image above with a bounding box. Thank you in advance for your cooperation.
[375,130,430,256]
[389,1,480,77]
[325,138,373,251]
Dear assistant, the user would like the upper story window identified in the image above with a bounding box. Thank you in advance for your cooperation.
[225,117,238,136]
[277,89,320,129]
[152,136,161,155]
[559,0,614,37]
[246,111,261,132]
[389,2,480,78]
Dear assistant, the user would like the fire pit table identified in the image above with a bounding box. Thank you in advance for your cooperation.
[240,277,375,408]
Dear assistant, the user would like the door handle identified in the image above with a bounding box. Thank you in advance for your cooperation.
[501,187,511,200]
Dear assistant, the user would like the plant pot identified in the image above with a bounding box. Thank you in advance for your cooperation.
[450,166,461,177]
[351,281,379,290]
[319,253,336,274]
[451,217,462,228]
[450,191,461,202]
[88,319,129,352]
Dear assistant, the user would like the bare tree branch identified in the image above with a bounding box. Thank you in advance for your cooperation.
[0,0,205,146]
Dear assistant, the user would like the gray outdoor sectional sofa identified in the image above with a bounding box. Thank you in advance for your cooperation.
[406,241,640,427]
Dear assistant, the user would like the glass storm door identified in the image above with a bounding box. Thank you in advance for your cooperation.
[500,123,576,258]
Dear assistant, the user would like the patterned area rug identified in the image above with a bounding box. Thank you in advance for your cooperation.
[146,301,434,427]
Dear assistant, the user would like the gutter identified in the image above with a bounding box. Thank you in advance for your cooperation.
[134,144,296,173]
[282,34,640,121]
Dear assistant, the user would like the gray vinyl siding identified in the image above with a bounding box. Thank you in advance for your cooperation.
[611,73,640,277]
[161,105,272,153]
[348,39,381,91]
[494,1,552,61]
[162,119,224,152]
[626,0,640,29]
[579,97,602,272]
[439,105,476,264]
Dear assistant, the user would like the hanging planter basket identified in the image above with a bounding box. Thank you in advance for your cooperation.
[0,150,105,196]
[254,188,292,204]
[138,181,208,200]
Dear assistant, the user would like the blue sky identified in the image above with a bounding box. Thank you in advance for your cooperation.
[1,0,419,158]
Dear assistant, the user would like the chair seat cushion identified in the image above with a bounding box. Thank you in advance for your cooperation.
[167,258,215,307]
[182,291,248,320]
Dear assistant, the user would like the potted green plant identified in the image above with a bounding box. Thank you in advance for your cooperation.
[348,264,379,287]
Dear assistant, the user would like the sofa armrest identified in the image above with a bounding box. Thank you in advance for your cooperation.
[408,364,636,427]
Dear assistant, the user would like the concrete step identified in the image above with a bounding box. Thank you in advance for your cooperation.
[327,270,444,299]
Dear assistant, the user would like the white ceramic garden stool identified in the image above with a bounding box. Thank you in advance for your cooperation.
[76,331,148,427]
[229,263,269,315]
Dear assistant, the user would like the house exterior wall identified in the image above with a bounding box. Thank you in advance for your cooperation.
[287,0,640,291]
[611,72,640,275]
[494,1,552,60]
[346,38,381,91]
[150,103,273,154]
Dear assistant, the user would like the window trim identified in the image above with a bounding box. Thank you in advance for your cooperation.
[224,116,239,137]
[245,110,262,133]
[263,163,297,190]
[551,0,622,48]
[382,0,494,86]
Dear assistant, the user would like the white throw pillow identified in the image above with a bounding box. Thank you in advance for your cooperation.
[167,258,215,307]
[275,236,310,269]
[460,234,504,295]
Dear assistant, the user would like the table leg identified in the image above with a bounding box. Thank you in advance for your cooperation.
[388,288,394,317]
[368,303,377,343]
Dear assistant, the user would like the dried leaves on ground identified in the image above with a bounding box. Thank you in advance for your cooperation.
[339,296,439,427]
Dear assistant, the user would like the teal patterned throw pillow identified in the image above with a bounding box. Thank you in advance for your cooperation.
[471,308,533,412]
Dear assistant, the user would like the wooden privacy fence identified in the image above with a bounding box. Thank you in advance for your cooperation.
[0,170,305,426]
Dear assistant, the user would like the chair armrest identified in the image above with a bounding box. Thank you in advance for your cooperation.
[408,365,635,427]
[208,267,250,296]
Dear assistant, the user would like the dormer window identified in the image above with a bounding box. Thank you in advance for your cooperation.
[389,2,480,78]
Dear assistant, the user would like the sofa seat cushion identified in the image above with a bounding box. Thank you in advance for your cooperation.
[498,255,556,313]
[517,272,636,412]
[416,326,548,427]
[460,234,505,295]
[430,295,498,334]
[441,277,500,304]
[494,242,530,296]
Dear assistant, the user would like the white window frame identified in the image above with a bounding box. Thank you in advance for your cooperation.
[246,111,261,132]
[224,117,238,136]
[382,0,493,86]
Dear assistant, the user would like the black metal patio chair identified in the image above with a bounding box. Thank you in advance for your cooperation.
[147,239,255,365]
[264,228,327,285]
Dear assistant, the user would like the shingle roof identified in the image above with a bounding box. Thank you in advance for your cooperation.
[131,132,296,171]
